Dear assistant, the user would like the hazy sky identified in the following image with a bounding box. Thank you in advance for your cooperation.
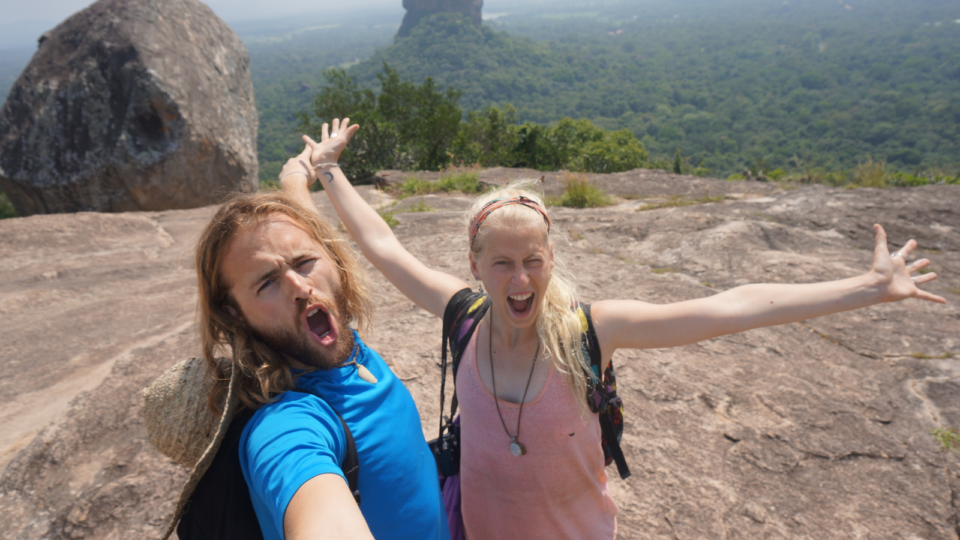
[0,0,402,23]
[0,0,404,49]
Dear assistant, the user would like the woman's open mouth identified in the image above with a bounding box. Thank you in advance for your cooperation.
[305,305,338,347]
[506,292,535,318]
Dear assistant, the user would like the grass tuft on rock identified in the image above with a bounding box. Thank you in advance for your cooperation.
[377,203,399,228]
[0,191,19,219]
[397,167,483,198]
[930,427,960,453]
[638,194,725,211]
[551,173,612,208]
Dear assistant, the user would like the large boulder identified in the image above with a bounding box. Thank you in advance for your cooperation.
[0,0,258,216]
[398,0,482,38]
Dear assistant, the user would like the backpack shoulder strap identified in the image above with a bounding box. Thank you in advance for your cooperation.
[577,303,631,480]
[289,389,361,505]
[439,288,490,434]
[577,302,603,388]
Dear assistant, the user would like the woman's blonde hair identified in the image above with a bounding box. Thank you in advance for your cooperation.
[195,192,374,414]
[466,180,591,416]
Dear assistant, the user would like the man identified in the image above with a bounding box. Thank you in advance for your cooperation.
[193,118,448,540]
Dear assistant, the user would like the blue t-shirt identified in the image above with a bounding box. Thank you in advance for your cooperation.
[240,332,449,540]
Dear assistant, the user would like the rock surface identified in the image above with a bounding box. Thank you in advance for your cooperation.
[398,0,483,38]
[0,170,958,539]
[0,0,258,217]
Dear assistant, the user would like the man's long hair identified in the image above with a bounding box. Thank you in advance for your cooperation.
[195,192,373,414]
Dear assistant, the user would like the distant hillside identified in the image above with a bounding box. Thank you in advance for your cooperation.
[344,0,960,176]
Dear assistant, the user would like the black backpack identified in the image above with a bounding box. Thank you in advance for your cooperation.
[177,389,361,540]
[435,288,630,480]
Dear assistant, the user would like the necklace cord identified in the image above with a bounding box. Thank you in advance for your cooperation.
[489,311,540,441]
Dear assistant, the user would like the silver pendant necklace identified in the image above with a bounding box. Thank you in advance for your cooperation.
[489,312,540,457]
[343,344,378,384]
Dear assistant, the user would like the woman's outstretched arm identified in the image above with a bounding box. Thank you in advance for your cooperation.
[592,224,945,359]
[289,118,468,318]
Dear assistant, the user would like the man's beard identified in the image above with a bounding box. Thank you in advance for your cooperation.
[252,290,355,371]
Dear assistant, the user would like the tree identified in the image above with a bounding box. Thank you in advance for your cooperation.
[301,63,462,180]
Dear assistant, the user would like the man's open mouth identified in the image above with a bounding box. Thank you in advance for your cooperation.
[305,305,338,347]
[506,292,535,317]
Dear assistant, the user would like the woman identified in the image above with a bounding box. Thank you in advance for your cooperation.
[278,118,945,539]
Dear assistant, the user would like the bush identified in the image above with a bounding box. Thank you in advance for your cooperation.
[853,157,887,188]
[552,174,613,208]
[573,130,649,174]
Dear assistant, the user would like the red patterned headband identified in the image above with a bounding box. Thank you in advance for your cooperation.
[469,196,552,249]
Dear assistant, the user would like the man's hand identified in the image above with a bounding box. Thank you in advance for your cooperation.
[278,144,316,189]
[870,224,945,304]
[303,117,360,171]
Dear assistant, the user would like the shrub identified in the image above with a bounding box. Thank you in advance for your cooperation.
[437,169,482,193]
[553,174,613,208]
[853,157,887,188]
[573,129,649,174]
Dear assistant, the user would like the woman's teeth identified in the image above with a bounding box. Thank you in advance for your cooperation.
[508,293,533,301]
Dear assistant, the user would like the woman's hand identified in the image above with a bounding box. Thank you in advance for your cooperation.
[303,117,360,169]
[870,224,945,304]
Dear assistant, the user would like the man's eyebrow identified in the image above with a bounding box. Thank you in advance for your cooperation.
[253,267,280,288]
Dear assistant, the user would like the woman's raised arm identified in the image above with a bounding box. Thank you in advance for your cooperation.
[293,118,468,318]
[592,224,945,362]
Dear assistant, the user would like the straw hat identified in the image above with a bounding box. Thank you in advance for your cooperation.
[142,356,240,540]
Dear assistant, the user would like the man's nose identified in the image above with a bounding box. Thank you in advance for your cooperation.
[283,268,312,300]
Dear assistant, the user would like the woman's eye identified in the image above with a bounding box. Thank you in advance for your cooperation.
[297,259,317,271]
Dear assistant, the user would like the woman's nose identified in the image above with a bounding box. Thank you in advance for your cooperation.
[512,268,530,286]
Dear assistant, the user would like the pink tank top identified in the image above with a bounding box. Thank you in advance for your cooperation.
[457,329,617,540]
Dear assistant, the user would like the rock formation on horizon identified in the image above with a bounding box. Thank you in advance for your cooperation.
[398,0,482,38]
[0,0,258,216]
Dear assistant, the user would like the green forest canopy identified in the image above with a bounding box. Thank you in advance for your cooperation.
[2,0,958,187]
[344,0,959,178]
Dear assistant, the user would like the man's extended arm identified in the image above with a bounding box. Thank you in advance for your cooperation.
[284,474,373,540]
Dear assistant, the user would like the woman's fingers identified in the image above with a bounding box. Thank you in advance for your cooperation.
[344,123,360,142]
[892,239,917,262]
[915,288,947,304]
[910,271,945,304]
[303,134,319,149]
[331,117,341,136]
[873,224,889,256]
[322,122,330,141]
[906,258,930,274]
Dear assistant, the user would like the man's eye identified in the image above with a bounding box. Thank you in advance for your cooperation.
[257,279,275,294]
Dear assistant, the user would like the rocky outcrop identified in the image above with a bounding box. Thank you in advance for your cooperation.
[0,0,258,217]
[0,171,957,538]
[398,0,482,38]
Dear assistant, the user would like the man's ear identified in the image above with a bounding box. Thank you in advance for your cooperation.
[224,304,239,319]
